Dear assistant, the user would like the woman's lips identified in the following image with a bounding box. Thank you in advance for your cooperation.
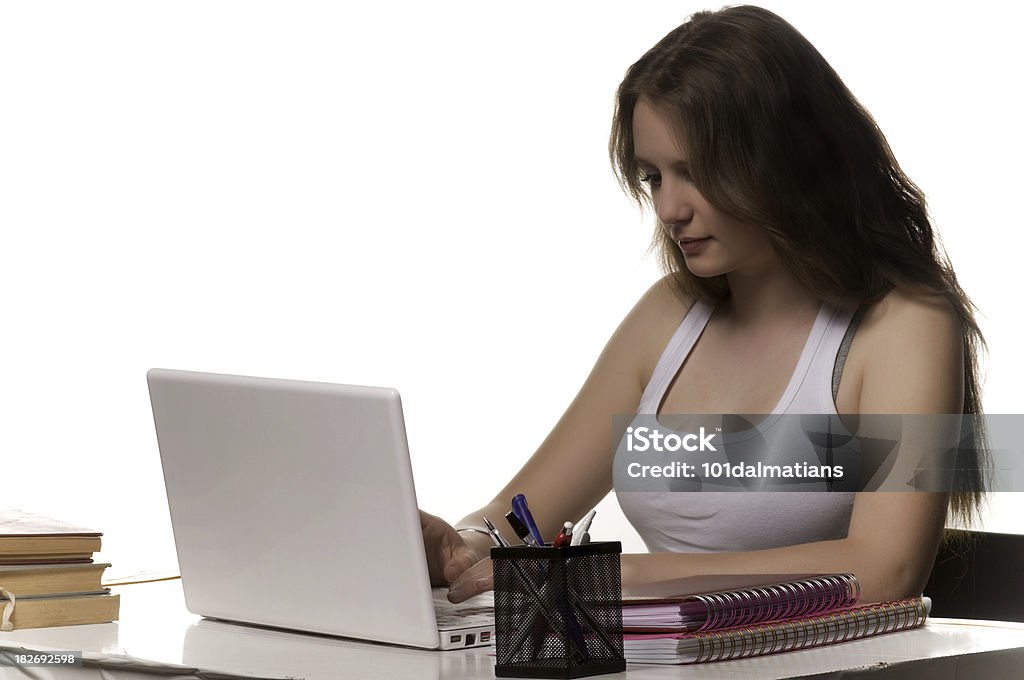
[678,237,712,253]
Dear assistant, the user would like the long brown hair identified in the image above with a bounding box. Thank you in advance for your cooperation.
[609,5,986,524]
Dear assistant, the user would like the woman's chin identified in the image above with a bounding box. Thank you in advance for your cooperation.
[683,261,728,279]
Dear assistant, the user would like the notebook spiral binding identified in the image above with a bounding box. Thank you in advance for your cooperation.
[696,573,860,631]
[687,597,927,663]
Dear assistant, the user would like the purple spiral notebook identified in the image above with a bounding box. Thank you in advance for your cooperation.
[622,573,861,633]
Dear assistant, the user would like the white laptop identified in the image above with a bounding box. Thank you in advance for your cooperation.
[148,368,494,650]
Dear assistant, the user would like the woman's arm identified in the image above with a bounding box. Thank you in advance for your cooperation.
[431,276,689,599]
[618,290,963,603]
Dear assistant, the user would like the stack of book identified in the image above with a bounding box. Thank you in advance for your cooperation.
[622,573,928,664]
[0,509,120,630]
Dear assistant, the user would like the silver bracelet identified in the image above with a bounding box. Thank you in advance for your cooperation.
[455,526,491,538]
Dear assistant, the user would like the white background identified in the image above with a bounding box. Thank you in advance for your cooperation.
[1,1,1021,577]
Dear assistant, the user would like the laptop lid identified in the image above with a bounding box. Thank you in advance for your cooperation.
[148,368,464,649]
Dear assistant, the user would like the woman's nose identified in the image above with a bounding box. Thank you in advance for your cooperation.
[655,179,695,231]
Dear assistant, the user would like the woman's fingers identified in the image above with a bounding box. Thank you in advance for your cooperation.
[447,556,493,603]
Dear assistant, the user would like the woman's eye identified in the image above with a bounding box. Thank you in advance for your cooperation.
[639,172,661,187]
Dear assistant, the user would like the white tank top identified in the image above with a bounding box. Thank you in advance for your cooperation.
[616,300,858,553]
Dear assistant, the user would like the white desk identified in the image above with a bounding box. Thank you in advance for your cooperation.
[2,580,1024,679]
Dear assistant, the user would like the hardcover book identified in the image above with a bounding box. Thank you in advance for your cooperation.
[0,509,102,563]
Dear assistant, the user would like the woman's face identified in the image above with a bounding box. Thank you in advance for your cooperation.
[632,99,779,280]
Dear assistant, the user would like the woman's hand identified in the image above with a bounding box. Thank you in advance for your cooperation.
[419,510,489,599]
[447,555,493,603]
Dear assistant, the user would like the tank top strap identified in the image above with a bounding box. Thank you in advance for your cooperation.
[780,303,858,414]
[637,300,714,414]
[638,300,859,417]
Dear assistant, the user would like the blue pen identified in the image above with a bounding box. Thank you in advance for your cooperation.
[511,494,545,547]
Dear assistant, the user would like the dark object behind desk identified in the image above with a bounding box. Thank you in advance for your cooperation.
[926,530,1024,622]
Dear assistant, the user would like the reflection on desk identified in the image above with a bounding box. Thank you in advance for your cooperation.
[0,579,1024,679]
[186,618,493,680]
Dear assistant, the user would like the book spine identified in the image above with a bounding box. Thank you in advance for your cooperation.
[697,573,860,631]
[692,598,927,663]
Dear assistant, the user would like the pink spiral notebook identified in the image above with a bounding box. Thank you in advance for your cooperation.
[622,573,861,633]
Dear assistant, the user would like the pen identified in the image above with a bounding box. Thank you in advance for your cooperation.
[505,511,541,547]
[482,516,510,548]
[570,509,596,546]
[511,494,546,547]
[552,521,573,548]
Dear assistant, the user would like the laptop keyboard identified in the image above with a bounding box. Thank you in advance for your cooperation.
[433,590,494,628]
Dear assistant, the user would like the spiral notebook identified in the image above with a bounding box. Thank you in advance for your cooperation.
[622,573,861,633]
[624,597,930,664]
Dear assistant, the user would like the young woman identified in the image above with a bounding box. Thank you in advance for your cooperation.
[422,5,985,605]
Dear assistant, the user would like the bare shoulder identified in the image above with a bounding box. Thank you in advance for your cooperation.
[636,273,694,321]
[634,274,693,361]
[858,288,962,348]
[854,288,964,413]
[606,273,693,393]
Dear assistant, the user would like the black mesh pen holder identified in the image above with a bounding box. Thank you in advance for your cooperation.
[491,541,625,679]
